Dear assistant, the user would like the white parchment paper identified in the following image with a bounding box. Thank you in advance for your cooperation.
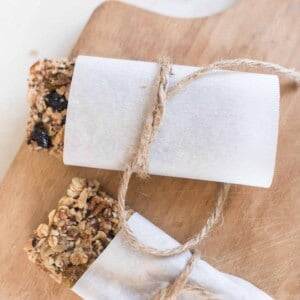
[72,213,272,299]
[64,56,279,187]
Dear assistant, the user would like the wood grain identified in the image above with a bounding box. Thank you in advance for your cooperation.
[0,1,299,299]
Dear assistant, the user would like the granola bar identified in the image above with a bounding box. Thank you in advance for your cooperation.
[24,178,123,287]
[26,59,74,158]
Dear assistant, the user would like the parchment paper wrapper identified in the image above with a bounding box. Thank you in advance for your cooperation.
[64,56,279,188]
[72,213,272,299]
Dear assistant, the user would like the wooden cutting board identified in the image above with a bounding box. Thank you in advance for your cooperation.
[0,1,299,299]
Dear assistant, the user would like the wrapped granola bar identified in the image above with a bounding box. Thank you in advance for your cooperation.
[24,178,272,299]
[26,56,280,188]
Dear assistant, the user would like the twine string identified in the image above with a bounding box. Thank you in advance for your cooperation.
[152,253,219,300]
[168,58,300,99]
[116,58,300,299]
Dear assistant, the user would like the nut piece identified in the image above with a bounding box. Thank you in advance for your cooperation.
[70,250,88,266]
[71,177,86,192]
[24,178,125,287]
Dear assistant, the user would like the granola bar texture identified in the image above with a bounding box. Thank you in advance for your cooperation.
[26,59,74,158]
[24,178,121,286]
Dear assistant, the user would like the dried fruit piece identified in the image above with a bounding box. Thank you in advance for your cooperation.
[44,91,68,112]
[31,123,51,148]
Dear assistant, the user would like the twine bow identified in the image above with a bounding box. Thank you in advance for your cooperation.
[117,58,300,299]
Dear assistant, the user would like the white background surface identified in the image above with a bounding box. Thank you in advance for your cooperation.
[0,0,236,179]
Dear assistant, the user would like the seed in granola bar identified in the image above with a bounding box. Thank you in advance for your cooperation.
[31,123,51,148]
[44,91,68,112]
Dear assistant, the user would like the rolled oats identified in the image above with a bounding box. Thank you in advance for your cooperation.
[24,178,130,287]
[26,59,74,158]
[36,223,49,238]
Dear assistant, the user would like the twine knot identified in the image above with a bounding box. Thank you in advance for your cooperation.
[132,58,171,178]
[152,254,197,300]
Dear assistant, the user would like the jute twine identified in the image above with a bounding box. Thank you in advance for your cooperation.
[116,58,300,299]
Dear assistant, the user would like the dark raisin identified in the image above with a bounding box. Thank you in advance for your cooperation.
[70,216,77,223]
[102,239,109,247]
[91,222,100,232]
[32,238,38,247]
[31,123,51,148]
[44,90,68,112]
[108,230,115,239]
[85,209,92,218]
